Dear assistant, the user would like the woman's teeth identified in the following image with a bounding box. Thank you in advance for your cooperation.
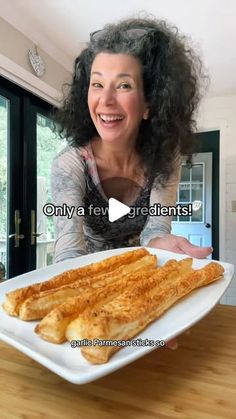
[99,114,124,122]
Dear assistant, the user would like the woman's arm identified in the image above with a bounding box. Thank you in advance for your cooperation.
[51,147,87,263]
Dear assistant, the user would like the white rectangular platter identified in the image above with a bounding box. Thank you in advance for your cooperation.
[0,247,234,384]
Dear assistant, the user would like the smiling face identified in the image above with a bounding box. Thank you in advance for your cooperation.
[88,52,149,147]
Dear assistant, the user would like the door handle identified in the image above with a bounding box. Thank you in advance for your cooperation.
[32,232,43,238]
[205,223,211,228]
[8,210,25,247]
[31,210,43,245]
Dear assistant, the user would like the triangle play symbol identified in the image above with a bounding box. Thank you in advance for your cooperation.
[108,198,130,222]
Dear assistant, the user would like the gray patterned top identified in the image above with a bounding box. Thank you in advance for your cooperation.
[51,144,180,263]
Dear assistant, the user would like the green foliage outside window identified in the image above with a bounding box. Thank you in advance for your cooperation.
[37,115,66,239]
[0,104,66,240]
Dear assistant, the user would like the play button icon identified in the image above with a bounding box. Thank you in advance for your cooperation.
[108,198,130,222]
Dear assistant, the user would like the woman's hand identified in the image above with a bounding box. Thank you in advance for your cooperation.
[148,234,213,259]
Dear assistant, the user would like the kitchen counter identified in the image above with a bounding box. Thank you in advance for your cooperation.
[0,304,235,419]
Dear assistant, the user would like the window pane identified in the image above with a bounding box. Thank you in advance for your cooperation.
[37,114,66,268]
[191,205,203,222]
[0,96,8,280]
[179,184,190,202]
[192,183,203,202]
[172,160,205,225]
[181,164,190,182]
[192,164,203,181]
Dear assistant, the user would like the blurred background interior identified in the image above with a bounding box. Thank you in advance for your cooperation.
[0,0,235,305]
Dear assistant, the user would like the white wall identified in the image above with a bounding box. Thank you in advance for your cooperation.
[197,96,236,305]
[0,17,71,105]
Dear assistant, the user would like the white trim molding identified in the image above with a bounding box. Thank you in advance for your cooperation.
[0,54,61,107]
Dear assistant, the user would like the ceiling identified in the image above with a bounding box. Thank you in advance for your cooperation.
[1,0,236,98]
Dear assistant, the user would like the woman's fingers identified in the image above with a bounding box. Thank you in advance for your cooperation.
[165,330,190,350]
[178,238,213,259]
[148,235,213,259]
[165,338,178,350]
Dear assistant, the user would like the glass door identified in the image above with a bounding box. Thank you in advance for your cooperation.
[0,76,64,279]
[0,82,22,279]
[0,96,8,280]
[172,153,213,253]
[36,112,66,269]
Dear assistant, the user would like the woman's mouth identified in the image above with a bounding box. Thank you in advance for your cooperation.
[98,114,125,128]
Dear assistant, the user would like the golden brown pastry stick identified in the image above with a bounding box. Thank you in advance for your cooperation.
[35,267,156,343]
[67,261,224,364]
[2,248,149,316]
[64,258,192,348]
[35,259,191,343]
[20,254,157,320]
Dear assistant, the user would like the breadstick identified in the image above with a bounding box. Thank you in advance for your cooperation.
[66,261,224,364]
[2,248,149,316]
[35,259,191,343]
[20,254,157,320]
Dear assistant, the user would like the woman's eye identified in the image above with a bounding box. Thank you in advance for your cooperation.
[119,83,131,89]
[91,82,103,88]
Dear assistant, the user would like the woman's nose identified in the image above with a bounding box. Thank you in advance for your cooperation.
[99,88,116,106]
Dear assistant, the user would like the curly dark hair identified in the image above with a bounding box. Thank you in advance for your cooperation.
[54,17,207,187]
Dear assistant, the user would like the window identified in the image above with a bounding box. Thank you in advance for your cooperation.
[0,76,65,278]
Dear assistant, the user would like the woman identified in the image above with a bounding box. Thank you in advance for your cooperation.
[52,17,212,264]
